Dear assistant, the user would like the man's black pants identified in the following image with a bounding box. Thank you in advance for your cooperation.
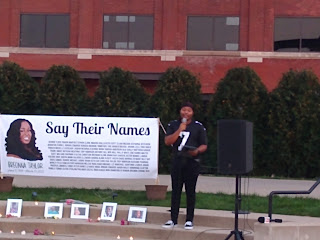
[170,156,200,224]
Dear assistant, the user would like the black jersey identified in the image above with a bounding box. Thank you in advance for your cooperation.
[166,119,207,157]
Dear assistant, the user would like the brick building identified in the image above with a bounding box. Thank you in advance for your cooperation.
[0,0,320,97]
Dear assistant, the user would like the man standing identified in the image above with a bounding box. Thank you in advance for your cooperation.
[162,102,207,230]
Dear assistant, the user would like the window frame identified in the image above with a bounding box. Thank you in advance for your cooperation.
[20,14,70,48]
[186,15,240,51]
[274,17,320,52]
[102,14,154,50]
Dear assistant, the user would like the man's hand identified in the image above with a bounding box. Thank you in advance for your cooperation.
[179,122,187,132]
[188,148,199,157]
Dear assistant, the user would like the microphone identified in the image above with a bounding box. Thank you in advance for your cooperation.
[273,219,283,223]
[258,217,282,223]
[182,118,187,123]
[258,217,269,223]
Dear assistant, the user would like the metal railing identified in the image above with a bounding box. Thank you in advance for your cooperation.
[268,178,320,222]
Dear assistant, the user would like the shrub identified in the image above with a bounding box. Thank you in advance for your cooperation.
[92,67,149,117]
[40,65,89,115]
[0,61,40,114]
[266,69,320,178]
[206,67,269,174]
[150,66,203,173]
[150,67,202,124]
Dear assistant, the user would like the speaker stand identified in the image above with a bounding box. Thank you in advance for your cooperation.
[232,175,250,215]
[225,174,244,240]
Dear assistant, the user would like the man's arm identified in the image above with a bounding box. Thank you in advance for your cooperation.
[188,144,207,157]
[164,122,186,146]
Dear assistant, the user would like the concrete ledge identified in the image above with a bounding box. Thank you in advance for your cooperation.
[0,218,244,240]
[0,201,254,240]
[254,213,320,240]
[254,222,320,240]
[2,47,320,60]
[0,201,319,239]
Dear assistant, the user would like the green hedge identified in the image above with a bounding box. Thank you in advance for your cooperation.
[91,67,149,117]
[1,61,320,178]
[206,67,269,174]
[263,70,320,178]
[0,61,40,114]
[40,65,89,116]
[150,66,203,173]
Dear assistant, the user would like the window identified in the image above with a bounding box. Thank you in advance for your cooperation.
[103,15,153,50]
[187,16,239,51]
[20,14,70,48]
[274,18,320,52]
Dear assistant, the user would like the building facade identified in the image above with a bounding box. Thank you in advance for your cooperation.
[1,0,320,97]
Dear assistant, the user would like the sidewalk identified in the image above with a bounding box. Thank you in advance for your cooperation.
[10,174,320,199]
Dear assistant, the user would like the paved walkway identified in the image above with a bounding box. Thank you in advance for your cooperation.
[10,174,320,199]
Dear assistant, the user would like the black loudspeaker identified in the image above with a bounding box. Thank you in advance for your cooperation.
[217,119,253,175]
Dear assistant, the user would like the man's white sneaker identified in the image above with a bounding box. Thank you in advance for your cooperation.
[184,221,193,230]
[162,220,176,228]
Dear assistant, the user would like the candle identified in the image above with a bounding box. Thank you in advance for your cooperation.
[129,236,133,240]
[21,230,26,235]
[34,201,39,206]
[10,230,14,234]
[97,217,101,222]
[117,235,120,239]
[51,231,55,235]
[0,214,2,218]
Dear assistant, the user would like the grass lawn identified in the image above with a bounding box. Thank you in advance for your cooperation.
[1,187,320,218]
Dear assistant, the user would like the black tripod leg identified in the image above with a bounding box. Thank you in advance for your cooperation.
[225,230,244,240]
[225,231,234,240]
[235,230,244,240]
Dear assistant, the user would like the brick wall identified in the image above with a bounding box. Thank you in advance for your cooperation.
[0,0,320,95]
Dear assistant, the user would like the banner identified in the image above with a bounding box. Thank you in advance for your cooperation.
[0,115,159,179]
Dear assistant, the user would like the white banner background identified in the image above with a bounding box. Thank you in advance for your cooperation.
[0,115,159,179]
